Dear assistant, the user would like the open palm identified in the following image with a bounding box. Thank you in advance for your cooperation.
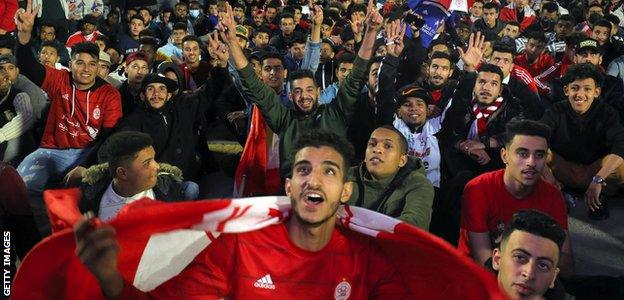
[458,32,485,68]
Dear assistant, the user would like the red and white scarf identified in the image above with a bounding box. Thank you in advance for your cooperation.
[470,97,504,139]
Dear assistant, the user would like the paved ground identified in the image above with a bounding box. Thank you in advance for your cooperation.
[567,196,624,277]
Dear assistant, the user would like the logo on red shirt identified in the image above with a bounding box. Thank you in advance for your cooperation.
[334,279,351,300]
[253,274,276,290]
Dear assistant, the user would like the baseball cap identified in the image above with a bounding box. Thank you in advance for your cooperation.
[0,54,16,66]
[99,51,111,66]
[575,38,603,54]
[236,25,250,40]
[141,73,178,92]
[125,52,149,66]
[395,85,432,105]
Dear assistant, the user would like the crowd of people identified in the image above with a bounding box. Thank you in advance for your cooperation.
[1,0,624,298]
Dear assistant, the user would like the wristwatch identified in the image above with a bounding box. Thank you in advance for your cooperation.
[592,175,607,186]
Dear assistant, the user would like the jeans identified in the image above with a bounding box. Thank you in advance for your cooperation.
[181,181,199,200]
[17,148,92,237]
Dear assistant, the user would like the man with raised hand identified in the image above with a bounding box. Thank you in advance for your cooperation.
[209,0,382,179]
[14,0,122,237]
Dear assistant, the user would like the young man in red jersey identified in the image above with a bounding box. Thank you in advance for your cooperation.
[74,129,410,298]
[458,119,574,278]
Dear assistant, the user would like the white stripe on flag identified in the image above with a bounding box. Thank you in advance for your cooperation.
[133,229,214,291]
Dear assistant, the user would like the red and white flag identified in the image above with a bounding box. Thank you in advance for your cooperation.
[232,105,281,197]
[13,189,506,299]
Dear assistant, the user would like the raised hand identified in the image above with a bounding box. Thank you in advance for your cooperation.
[384,19,406,57]
[216,2,238,45]
[458,32,485,70]
[206,31,229,64]
[310,0,323,26]
[15,0,39,32]
[365,0,383,32]
[349,14,365,41]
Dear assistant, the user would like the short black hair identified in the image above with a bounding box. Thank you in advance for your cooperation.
[279,13,295,22]
[376,125,408,155]
[254,25,271,37]
[492,40,516,56]
[562,63,604,87]
[500,210,566,251]
[40,22,56,31]
[505,20,521,28]
[483,2,500,12]
[593,19,613,30]
[98,131,153,176]
[558,14,574,24]
[262,51,286,67]
[139,36,158,48]
[429,51,453,66]
[0,36,15,51]
[291,129,354,180]
[338,53,355,65]
[478,63,504,82]
[429,38,450,53]
[289,69,317,87]
[588,3,603,14]
[350,3,367,16]
[138,6,152,15]
[287,32,307,47]
[368,56,384,72]
[95,35,110,47]
[70,42,100,60]
[129,15,145,24]
[173,22,188,31]
[525,31,547,44]
[541,2,559,13]
[182,35,203,46]
[504,119,551,147]
[41,40,61,54]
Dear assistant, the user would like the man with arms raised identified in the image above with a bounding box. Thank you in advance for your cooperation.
[14,0,123,237]
[210,0,381,178]
[493,210,566,300]
[459,120,573,278]
[74,130,410,298]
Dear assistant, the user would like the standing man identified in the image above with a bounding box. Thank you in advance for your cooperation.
[14,0,123,237]
[458,120,574,278]
[66,14,103,53]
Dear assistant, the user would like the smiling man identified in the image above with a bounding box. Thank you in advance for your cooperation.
[492,210,565,300]
[458,119,573,278]
[540,63,624,220]
[74,130,410,298]
[14,0,122,238]
[348,126,434,229]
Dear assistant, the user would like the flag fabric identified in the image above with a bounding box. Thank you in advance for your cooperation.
[232,105,281,197]
[13,190,507,299]
[408,0,452,48]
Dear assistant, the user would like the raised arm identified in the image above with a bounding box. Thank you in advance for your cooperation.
[376,20,405,126]
[14,0,46,86]
[300,1,322,73]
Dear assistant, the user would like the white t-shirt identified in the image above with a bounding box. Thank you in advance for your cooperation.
[99,183,155,222]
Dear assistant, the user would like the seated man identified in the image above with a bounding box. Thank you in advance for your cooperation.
[459,119,573,277]
[75,129,411,298]
[348,126,434,230]
[440,64,527,177]
[79,131,193,222]
[492,210,565,300]
[541,63,624,219]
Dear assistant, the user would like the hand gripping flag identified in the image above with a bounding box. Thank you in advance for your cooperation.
[232,105,281,197]
[13,189,507,299]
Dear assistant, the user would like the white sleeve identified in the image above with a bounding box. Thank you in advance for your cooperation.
[0,92,34,143]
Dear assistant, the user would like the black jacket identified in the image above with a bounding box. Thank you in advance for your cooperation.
[540,100,624,165]
[78,163,187,217]
[506,76,544,119]
[439,74,528,150]
[119,89,208,180]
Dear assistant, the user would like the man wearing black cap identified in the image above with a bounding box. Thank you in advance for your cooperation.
[66,14,103,53]
[548,38,624,121]
[118,73,210,182]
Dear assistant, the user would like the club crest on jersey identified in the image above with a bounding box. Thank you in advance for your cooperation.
[334,279,351,300]
[62,94,69,101]
[93,106,101,120]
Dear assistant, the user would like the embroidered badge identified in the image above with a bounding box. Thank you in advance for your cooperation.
[334,279,351,300]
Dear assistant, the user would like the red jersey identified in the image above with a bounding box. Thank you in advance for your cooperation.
[40,66,122,148]
[511,65,538,93]
[458,169,568,257]
[499,5,537,32]
[66,31,103,49]
[123,223,409,299]
[514,53,556,78]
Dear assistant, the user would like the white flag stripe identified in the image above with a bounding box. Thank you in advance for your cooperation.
[133,229,211,291]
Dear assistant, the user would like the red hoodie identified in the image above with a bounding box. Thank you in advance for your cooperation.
[40,66,122,149]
